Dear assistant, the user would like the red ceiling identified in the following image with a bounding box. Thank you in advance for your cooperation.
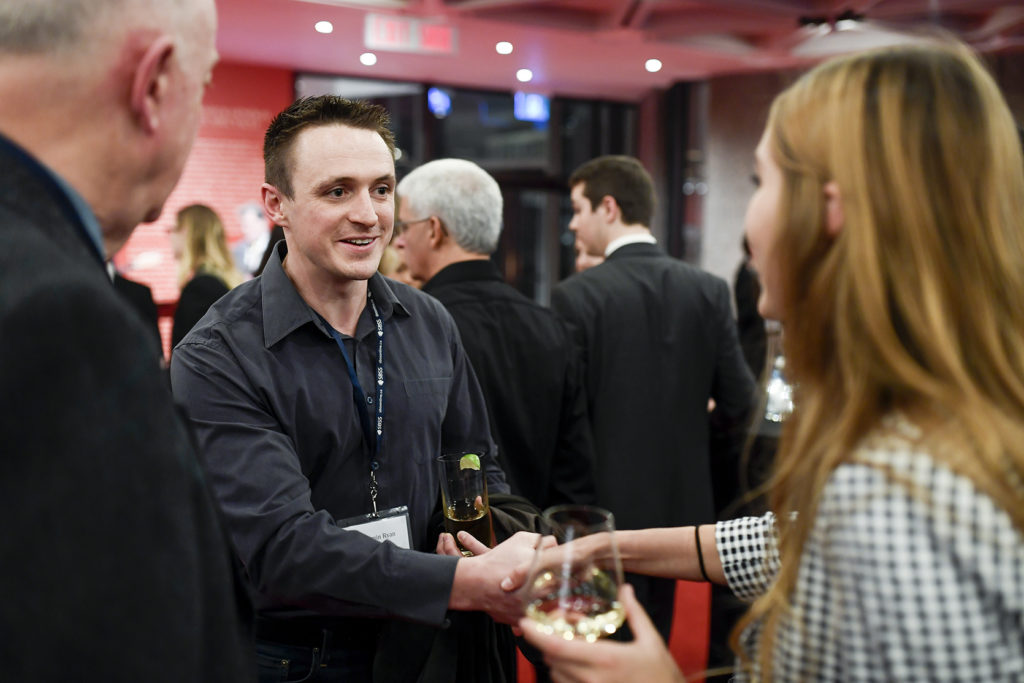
[214,0,1024,100]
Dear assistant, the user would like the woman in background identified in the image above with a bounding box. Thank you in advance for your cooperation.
[573,236,604,273]
[170,204,246,348]
[378,243,422,288]
[517,40,1024,682]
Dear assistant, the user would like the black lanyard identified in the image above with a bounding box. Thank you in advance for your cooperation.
[318,290,386,515]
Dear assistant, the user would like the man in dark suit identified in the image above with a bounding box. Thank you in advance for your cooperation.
[395,157,597,510]
[0,1,254,680]
[550,155,756,642]
[396,157,595,682]
[734,236,767,380]
[109,264,163,353]
[255,224,286,276]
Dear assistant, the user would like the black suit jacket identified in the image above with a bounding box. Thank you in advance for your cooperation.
[550,242,756,530]
[0,133,254,681]
[733,260,767,379]
[171,272,230,349]
[255,224,285,277]
[422,260,596,509]
[112,272,161,353]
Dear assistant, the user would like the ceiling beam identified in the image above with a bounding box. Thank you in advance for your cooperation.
[290,0,410,9]
[690,0,827,16]
[604,0,643,30]
[965,5,1024,40]
[644,9,799,39]
[442,0,553,12]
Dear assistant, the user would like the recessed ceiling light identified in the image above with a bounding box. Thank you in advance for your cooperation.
[314,20,333,34]
[360,52,378,66]
[516,68,533,82]
[496,41,514,55]
[645,58,663,73]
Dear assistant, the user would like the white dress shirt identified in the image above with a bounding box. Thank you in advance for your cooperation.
[604,232,657,257]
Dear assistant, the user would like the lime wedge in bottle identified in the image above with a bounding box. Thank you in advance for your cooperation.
[459,453,481,471]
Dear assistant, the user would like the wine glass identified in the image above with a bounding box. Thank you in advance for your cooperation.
[520,505,625,642]
[763,321,793,423]
[436,451,495,556]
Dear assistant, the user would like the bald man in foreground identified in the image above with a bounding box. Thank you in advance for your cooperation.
[0,0,254,679]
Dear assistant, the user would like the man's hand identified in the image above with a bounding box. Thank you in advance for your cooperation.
[436,530,490,557]
[448,530,542,624]
[518,584,686,683]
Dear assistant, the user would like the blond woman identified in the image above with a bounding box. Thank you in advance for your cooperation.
[514,41,1024,682]
[170,204,246,348]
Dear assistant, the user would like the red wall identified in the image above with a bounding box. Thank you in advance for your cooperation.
[113,61,294,357]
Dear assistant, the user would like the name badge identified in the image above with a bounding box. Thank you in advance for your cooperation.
[337,505,412,549]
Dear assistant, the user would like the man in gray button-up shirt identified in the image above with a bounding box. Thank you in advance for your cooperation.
[170,96,536,680]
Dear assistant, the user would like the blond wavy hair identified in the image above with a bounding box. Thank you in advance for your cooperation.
[175,204,246,290]
[736,41,1024,678]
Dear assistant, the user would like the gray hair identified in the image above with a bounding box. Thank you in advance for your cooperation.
[397,158,503,255]
[0,0,188,55]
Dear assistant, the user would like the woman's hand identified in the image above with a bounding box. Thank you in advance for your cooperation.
[519,583,687,683]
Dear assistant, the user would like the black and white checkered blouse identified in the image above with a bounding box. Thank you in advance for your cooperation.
[716,415,1024,681]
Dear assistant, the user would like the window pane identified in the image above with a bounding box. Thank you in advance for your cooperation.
[431,88,551,171]
[295,75,424,175]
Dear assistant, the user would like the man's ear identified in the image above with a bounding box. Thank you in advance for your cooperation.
[262,184,289,227]
[129,36,176,134]
[823,180,844,238]
[598,195,619,224]
[428,216,446,248]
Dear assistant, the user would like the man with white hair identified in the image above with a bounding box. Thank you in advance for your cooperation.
[395,158,596,509]
[0,0,253,679]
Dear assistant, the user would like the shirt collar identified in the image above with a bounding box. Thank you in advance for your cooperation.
[422,259,501,294]
[261,241,410,348]
[0,131,106,263]
[50,169,106,261]
[368,267,409,321]
[604,232,657,257]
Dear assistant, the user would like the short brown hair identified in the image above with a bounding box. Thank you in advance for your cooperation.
[263,96,396,198]
[568,155,655,227]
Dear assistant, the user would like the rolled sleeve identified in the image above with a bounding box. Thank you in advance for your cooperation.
[716,512,780,602]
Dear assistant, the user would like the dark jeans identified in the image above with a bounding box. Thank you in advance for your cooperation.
[255,638,374,682]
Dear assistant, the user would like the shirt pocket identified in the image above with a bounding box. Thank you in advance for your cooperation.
[404,377,450,396]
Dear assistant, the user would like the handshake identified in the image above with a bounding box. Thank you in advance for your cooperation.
[441,504,621,632]
[438,522,687,683]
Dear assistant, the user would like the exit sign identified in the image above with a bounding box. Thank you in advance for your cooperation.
[365,14,458,55]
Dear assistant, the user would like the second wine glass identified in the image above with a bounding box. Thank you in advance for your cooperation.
[521,504,625,642]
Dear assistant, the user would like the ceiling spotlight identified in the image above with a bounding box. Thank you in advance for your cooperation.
[798,15,828,27]
[645,58,663,73]
[360,52,378,66]
[516,68,533,83]
[496,41,514,55]
[314,20,333,34]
